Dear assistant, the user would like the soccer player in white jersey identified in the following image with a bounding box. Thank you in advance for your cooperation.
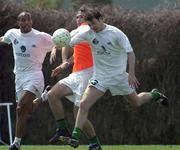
[61,6,168,148]
[0,12,54,150]
[33,9,102,150]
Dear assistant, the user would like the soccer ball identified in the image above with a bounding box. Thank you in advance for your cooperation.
[52,28,71,47]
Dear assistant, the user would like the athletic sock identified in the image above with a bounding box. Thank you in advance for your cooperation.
[89,136,100,145]
[56,119,68,130]
[72,127,83,140]
[150,90,160,100]
[13,137,21,147]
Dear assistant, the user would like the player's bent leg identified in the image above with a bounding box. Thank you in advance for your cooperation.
[69,86,104,148]
[124,91,150,107]
[73,106,102,149]
[32,85,52,111]
[125,89,168,107]
[16,91,36,136]
[48,83,73,144]
[8,91,36,150]
[84,120,102,150]
[48,83,73,119]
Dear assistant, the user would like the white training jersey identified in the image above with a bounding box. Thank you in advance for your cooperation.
[70,23,90,37]
[2,28,54,73]
[70,24,133,78]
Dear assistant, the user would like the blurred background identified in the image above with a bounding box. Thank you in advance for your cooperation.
[0,0,180,146]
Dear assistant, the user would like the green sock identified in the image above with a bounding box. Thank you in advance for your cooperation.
[150,90,160,100]
[72,127,83,140]
[56,119,68,130]
[89,136,100,145]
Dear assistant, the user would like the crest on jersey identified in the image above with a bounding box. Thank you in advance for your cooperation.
[20,45,26,52]
[92,38,99,45]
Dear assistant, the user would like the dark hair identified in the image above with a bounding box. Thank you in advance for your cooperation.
[78,5,87,13]
[79,5,103,21]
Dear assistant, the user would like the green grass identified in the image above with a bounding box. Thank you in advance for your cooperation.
[1,145,180,150]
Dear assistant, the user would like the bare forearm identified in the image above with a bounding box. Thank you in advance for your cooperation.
[127,52,136,74]
[66,56,74,66]
[62,46,73,63]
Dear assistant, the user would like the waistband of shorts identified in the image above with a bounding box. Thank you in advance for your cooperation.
[72,67,93,75]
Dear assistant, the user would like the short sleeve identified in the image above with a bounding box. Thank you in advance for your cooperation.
[3,29,13,44]
[42,32,54,52]
[116,29,133,53]
[69,31,88,47]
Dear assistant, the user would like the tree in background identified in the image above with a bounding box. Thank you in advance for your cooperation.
[20,0,180,11]
[15,0,112,10]
[22,0,64,10]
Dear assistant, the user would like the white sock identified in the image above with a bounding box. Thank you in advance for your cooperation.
[41,91,48,102]
[13,137,21,147]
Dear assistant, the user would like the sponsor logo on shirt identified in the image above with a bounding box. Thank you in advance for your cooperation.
[16,53,30,57]
[16,45,30,57]
[97,45,111,55]
[32,44,36,48]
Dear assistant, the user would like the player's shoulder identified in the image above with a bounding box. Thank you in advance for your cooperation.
[33,29,52,37]
[78,24,90,31]
[6,28,19,34]
[71,25,90,37]
[106,24,122,32]
[106,24,126,36]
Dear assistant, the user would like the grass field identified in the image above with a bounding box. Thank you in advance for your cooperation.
[1,145,180,150]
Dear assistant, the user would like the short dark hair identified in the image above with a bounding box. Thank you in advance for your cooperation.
[79,5,102,21]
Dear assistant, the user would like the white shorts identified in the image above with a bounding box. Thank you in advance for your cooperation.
[89,72,135,96]
[58,67,93,106]
[15,71,44,102]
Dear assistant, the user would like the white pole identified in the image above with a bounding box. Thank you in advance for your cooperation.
[0,103,13,145]
[7,104,13,145]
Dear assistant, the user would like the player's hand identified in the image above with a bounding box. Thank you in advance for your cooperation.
[128,73,140,89]
[51,65,63,77]
[51,62,69,77]
[50,46,57,64]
